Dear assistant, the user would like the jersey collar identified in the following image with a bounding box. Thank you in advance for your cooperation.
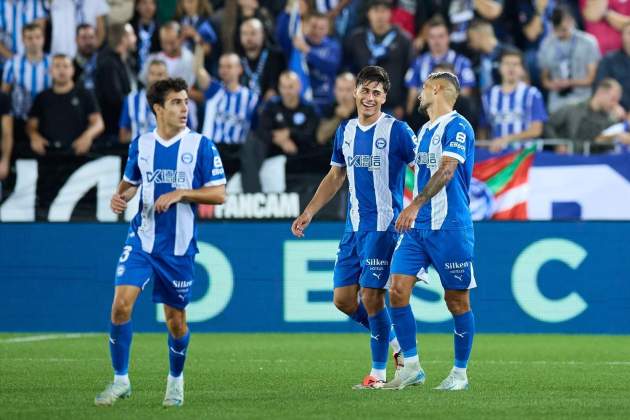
[357,112,386,132]
[153,127,190,147]
[428,110,456,130]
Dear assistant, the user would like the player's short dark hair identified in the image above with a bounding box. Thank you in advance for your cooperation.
[22,22,42,35]
[147,78,188,115]
[500,46,524,64]
[551,5,573,27]
[356,66,390,94]
[426,71,461,96]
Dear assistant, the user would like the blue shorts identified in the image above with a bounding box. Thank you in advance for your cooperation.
[391,228,477,291]
[114,244,195,310]
[333,230,399,289]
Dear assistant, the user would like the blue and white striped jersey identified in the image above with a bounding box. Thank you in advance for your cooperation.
[413,111,475,230]
[480,82,547,139]
[119,89,156,139]
[0,0,47,55]
[2,53,50,118]
[405,50,476,90]
[123,128,226,256]
[331,113,417,232]
[201,80,258,144]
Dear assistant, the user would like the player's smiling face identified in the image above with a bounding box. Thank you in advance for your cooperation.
[354,81,386,119]
[160,90,189,130]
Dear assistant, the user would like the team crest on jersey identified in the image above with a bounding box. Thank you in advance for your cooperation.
[431,135,441,145]
[375,138,387,149]
[181,152,193,164]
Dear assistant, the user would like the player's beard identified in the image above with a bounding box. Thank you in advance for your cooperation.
[418,99,431,116]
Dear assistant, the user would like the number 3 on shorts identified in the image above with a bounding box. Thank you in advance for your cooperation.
[119,245,133,263]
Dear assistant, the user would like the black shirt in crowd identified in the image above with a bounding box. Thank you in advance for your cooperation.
[28,86,98,151]
[94,47,132,140]
[240,46,287,98]
[343,26,412,111]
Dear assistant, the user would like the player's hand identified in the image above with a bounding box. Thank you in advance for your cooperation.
[154,190,184,213]
[110,193,127,214]
[395,203,420,233]
[30,136,49,156]
[72,134,93,156]
[291,210,313,238]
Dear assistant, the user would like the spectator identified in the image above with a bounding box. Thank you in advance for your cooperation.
[581,0,630,55]
[443,0,504,49]
[0,0,47,58]
[312,0,354,38]
[175,0,218,56]
[1,23,50,157]
[216,0,275,53]
[479,48,547,152]
[275,0,314,56]
[594,22,630,110]
[119,59,169,143]
[50,0,109,57]
[27,54,104,156]
[344,0,411,118]
[292,12,341,111]
[544,78,625,153]
[94,23,137,147]
[405,15,475,117]
[253,71,321,192]
[132,0,161,73]
[239,17,286,101]
[316,72,356,146]
[197,53,259,177]
[538,5,601,112]
[503,0,556,87]
[596,115,630,153]
[142,21,196,88]
[467,18,511,92]
[0,91,11,181]
[407,62,477,131]
[73,24,99,92]
[107,0,135,25]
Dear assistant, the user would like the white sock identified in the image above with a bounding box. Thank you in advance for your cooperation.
[370,368,386,381]
[389,336,401,354]
[404,355,419,365]
[453,366,467,377]
[168,373,184,384]
[114,374,129,385]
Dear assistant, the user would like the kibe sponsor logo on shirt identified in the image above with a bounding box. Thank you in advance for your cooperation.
[146,169,187,187]
[346,155,382,170]
[415,152,440,169]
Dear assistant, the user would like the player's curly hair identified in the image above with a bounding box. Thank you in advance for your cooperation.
[356,66,390,94]
[146,78,188,115]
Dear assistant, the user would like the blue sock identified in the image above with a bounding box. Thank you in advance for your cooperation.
[368,308,391,370]
[168,330,190,377]
[109,321,133,375]
[390,305,418,358]
[453,311,475,368]
[349,301,370,330]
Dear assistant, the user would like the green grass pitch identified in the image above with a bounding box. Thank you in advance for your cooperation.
[1,333,629,419]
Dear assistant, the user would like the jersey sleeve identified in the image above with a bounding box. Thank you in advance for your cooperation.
[119,96,131,130]
[123,138,141,185]
[200,137,227,187]
[404,58,421,88]
[529,88,548,122]
[396,120,418,165]
[330,123,346,167]
[442,118,474,164]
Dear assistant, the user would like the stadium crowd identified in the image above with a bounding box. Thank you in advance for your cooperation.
[0,0,629,195]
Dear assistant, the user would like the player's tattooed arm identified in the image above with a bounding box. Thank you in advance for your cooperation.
[415,157,459,205]
[395,156,459,232]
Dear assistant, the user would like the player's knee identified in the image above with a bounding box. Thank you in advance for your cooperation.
[389,284,408,307]
[111,299,133,324]
[333,296,357,315]
[444,296,470,315]
[167,318,187,338]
